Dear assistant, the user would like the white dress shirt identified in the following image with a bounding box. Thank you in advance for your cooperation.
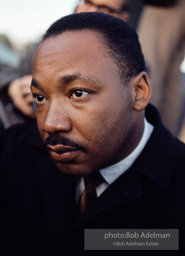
[76,118,154,201]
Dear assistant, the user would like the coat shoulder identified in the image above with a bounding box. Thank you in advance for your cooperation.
[0,122,44,165]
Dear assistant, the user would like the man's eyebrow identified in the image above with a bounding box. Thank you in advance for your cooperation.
[30,78,41,89]
[30,74,101,90]
[59,73,101,85]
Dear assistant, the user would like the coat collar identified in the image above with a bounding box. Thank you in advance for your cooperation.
[135,104,177,194]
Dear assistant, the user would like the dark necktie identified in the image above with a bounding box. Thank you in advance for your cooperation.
[78,172,104,215]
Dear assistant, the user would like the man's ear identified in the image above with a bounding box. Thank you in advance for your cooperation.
[131,72,152,111]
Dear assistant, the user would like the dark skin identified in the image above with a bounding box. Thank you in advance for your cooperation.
[31,30,151,181]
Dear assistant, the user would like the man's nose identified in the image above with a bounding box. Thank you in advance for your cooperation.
[43,101,72,134]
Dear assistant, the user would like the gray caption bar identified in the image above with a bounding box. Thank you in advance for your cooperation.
[85,229,179,250]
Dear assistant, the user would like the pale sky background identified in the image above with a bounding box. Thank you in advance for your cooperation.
[0,0,78,47]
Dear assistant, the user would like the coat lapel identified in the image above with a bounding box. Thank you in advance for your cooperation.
[37,155,76,236]
[72,168,143,229]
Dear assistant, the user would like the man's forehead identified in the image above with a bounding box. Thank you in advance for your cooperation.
[38,30,105,55]
[33,29,122,87]
[34,29,115,74]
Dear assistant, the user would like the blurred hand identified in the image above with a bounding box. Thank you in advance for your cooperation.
[8,75,36,119]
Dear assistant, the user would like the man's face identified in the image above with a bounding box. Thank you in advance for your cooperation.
[32,30,137,176]
[76,0,127,19]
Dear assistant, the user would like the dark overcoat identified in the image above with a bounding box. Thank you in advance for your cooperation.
[0,105,185,256]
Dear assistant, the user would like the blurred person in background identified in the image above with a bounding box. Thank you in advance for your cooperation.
[75,0,144,29]
[75,0,130,20]
[0,42,39,128]
[137,0,185,135]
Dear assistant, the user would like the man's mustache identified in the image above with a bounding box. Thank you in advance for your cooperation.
[44,134,86,151]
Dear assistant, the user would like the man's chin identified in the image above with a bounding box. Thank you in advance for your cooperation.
[54,161,96,177]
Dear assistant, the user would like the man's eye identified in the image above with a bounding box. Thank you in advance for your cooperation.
[71,90,89,99]
[33,94,46,104]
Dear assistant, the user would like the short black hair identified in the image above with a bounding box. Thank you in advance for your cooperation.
[43,12,145,83]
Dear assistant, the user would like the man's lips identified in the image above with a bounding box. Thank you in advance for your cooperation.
[47,145,80,162]
[47,145,77,154]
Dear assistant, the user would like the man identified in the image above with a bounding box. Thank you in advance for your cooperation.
[0,0,130,129]
[1,13,185,256]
